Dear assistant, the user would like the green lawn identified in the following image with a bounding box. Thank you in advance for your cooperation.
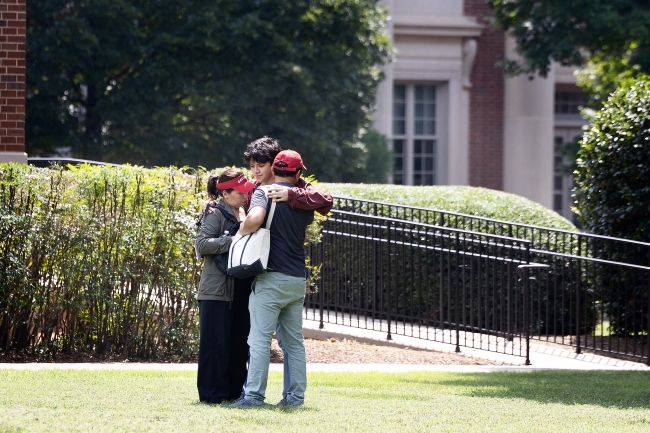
[2,369,650,432]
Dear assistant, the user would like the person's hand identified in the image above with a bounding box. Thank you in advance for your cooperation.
[267,185,289,202]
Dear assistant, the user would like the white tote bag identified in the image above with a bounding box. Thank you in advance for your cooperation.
[227,190,276,279]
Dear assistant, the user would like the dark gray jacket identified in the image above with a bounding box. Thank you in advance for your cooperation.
[195,200,237,301]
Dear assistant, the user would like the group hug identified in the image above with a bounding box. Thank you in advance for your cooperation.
[194,136,333,407]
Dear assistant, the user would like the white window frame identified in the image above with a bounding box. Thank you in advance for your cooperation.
[391,83,440,185]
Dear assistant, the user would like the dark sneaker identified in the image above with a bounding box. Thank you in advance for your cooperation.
[230,397,262,408]
[276,398,304,407]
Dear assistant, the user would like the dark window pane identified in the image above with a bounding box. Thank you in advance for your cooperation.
[393,139,403,153]
[425,157,433,171]
[415,120,423,135]
[414,174,422,185]
[393,120,405,135]
[394,157,403,171]
[424,174,434,185]
[394,85,405,100]
[414,158,422,170]
[414,140,422,153]
[393,174,403,185]
[415,86,423,101]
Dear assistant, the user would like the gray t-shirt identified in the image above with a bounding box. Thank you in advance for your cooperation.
[250,183,314,278]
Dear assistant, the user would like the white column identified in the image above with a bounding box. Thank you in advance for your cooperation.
[447,77,469,185]
[372,0,394,139]
[502,36,554,208]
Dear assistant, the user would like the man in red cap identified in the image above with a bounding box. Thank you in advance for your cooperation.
[232,149,313,407]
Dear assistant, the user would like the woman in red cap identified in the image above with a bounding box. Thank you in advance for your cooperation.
[194,167,255,404]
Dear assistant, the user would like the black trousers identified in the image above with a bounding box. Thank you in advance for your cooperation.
[228,276,253,399]
[197,299,230,404]
[196,277,254,403]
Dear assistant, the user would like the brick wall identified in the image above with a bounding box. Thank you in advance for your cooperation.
[0,0,26,161]
[464,0,504,190]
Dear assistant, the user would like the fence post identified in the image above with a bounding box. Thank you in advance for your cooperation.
[386,220,392,341]
[575,241,582,354]
[518,263,550,366]
[455,232,461,353]
[319,240,324,330]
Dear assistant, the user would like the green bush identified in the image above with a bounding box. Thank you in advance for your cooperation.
[0,163,204,359]
[574,77,650,241]
[574,77,650,336]
[320,183,578,231]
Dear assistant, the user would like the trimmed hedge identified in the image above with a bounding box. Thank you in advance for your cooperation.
[320,183,578,232]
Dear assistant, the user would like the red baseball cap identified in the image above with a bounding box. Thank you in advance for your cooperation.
[216,173,255,193]
[273,149,307,171]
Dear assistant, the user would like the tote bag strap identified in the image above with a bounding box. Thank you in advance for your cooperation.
[259,185,277,230]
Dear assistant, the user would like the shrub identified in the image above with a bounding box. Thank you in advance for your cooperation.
[574,77,650,336]
[574,78,650,241]
[0,163,204,359]
[320,183,578,231]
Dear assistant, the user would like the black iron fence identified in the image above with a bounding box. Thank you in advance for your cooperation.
[306,198,650,365]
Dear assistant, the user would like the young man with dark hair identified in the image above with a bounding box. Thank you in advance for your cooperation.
[228,137,331,403]
[243,136,332,214]
[232,150,313,407]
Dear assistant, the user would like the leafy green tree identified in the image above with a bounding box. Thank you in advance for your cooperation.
[339,129,392,183]
[27,0,391,181]
[487,0,650,78]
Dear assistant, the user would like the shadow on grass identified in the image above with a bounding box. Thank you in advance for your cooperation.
[400,370,650,409]
[190,400,317,413]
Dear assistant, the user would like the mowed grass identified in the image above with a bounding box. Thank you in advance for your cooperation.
[2,369,650,432]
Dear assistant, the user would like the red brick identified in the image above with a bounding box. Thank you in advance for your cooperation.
[2,28,17,35]
[7,67,24,74]
[6,113,22,121]
[2,43,17,50]
[6,144,25,152]
[1,136,17,144]
[2,13,17,20]
[1,121,16,128]
[464,0,505,190]
[7,36,23,42]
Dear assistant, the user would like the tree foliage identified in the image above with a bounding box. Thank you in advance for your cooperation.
[487,0,650,78]
[338,129,392,183]
[26,0,391,181]
[574,78,650,241]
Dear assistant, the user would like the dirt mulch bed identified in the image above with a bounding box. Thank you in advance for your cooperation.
[272,337,510,365]
[1,338,510,365]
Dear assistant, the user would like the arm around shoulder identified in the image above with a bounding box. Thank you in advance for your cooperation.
[287,179,333,215]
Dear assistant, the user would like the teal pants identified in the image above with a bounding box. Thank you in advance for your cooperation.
[244,272,306,405]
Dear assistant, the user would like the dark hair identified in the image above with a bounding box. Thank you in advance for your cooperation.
[243,136,282,164]
[207,168,244,199]
[273,168,300,178]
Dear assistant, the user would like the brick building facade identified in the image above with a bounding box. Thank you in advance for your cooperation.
[373,0,585,217]
[0,0,26,163]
